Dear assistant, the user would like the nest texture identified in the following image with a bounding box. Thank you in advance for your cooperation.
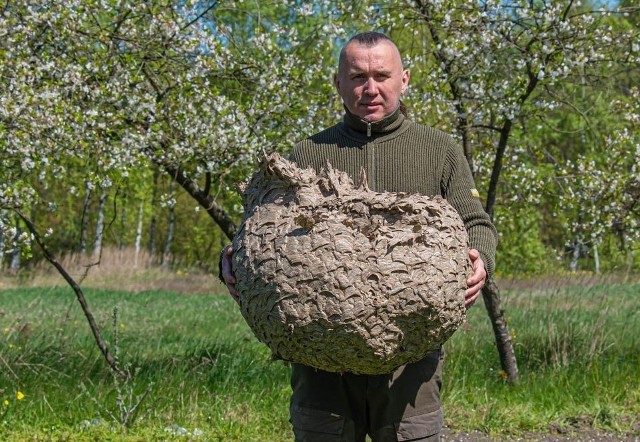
[232,152,470,374]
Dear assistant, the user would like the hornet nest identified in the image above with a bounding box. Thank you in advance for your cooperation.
[231,152,470,374]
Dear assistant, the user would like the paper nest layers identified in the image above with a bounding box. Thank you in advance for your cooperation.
[232,152,470,374]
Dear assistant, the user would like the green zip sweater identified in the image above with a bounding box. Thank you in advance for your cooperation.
[290,107,497,276]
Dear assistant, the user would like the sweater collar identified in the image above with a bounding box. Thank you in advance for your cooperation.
[343,106,404,137]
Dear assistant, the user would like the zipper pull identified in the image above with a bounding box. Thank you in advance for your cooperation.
[367,122,372,137]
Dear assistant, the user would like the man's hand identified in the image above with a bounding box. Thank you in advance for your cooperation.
[465,249,486,309]
[220,245,239,303]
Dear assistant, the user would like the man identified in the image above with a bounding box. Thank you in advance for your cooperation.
[221,32,497,442]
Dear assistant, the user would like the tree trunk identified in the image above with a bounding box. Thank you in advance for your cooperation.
[0,213,5,269]
[93,189,107,261]
[79,181,91,255]
[570,237,582,272]
[412,0,519,383]
[9,215,21,273]
[149,168,159,258]
[119,196,127,250]
[162,181,175,268]
[155,158,237,240]
[482,279,519,383]
[485,120,512,220]
[481,121,519,382]
[134,200,144,267]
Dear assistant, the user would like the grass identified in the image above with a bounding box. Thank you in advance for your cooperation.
[0,287,292,441]
[0,275,638,441]
[444,278,640,437]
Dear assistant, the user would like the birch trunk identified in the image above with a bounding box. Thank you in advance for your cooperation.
[0,213,5,269]
[162,181,175,268]
[570,238,583,272]
[149,168,160,257]
[93,189,107,261]
[80,181,91,255]
[9,216,21,273]
[135,200,144,267]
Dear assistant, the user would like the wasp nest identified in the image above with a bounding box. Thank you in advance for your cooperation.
[232,152,470,374]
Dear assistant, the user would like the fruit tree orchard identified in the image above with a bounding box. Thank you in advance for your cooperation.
[1,0,638,379]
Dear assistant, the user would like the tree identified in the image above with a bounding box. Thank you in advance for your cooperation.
[553,89,640,264]
[357,0,640,381]
[1,0,638,380]
[0,0,344,372]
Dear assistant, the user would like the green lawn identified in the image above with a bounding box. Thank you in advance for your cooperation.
[0,279,638,441]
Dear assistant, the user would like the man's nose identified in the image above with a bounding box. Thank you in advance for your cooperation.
[364,78,379,95]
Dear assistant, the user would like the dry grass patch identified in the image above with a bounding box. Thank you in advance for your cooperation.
[0,246,224,295]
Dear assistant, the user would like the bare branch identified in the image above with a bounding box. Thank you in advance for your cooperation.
[15,209,124,378]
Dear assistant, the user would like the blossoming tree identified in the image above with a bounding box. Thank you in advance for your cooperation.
[0,0,344,372]
[372,0,640,381]
[1,0,638,380]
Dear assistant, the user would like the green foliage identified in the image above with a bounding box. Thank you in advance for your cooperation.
[493,206,560,276]
[0,0,638,275]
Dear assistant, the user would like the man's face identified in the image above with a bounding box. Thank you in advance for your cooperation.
[334,40,410,122]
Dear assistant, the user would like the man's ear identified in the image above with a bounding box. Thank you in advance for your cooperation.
[333,73,340,91]
[401,69,410,94]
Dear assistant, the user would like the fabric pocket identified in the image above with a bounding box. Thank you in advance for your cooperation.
[290,405,345,435]
[394,408,443,441]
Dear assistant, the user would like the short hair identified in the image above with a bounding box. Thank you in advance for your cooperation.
[338,32,399,71]
[347,31,394,48]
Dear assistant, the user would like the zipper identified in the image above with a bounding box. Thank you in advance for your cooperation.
[371,142,376,191]
[367,121,372,137]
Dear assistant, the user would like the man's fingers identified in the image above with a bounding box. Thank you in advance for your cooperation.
[221,246,237,284]
[466,264,484,285]
[465,283,482,308]
[465,249,486,309]
[220,245,239,302]
[466,249,485,286]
